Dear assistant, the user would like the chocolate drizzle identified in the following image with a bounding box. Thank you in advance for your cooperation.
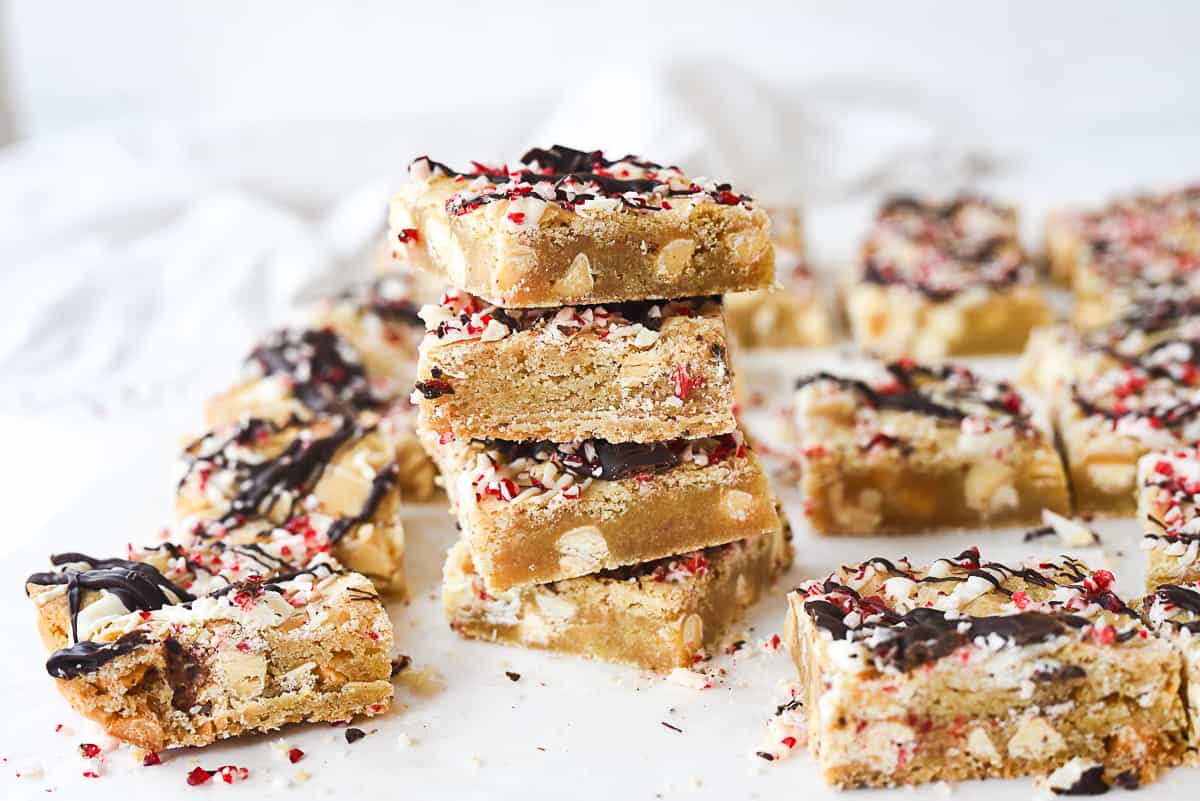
[248,328,380,415]
[1152,584,1200,633]
[328,462,399,544]
[45,632,149,679]
[796,362,1029,426]
[417,145,750,216]
[27,554,195,644]
[481,437,695,482]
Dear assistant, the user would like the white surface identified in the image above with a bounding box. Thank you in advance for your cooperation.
[1,353,1197,800]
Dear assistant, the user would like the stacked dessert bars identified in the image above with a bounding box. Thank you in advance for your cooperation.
[390,145,792,670]
[23,274,437,751]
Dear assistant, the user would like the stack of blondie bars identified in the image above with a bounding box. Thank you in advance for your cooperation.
[389,145,792,670]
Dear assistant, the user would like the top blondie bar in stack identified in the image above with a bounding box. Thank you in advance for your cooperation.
[390,146,789,670]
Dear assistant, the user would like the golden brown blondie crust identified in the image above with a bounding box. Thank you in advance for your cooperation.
[793,360,1069,534]
[26,551,392,752]
[414,292,734,443]
[846,195,1052,360]
[443,513,792,671]
[427,431,778,591]
[786,550,1188,790]
[389,145,774,307]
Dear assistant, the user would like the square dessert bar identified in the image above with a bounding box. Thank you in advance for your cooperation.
[443,513,792,671]
[725,244,833,349]
[845,195,1053,360]
[176,413,409,596]
[25,548,392,751]
[1017,300,1200,404]
[792,361,1070,534]
[207,274,427,428]
[389,144,774,307]
[426,431,779,591]
[1138,449,1200,588]
[1056,185,1200,329]
[1056,333,1200,516]
[414,291,734,443]
[1144,582,1200,762]
[785,549,1187,790]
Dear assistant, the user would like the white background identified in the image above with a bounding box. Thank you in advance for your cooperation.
[2,3,1200,797]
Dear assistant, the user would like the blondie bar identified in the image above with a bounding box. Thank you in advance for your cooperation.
[785,549,1187,789]
[1017,299,1200,404]
[175,413,408,595]
[1138,449,1200,589]
[414,291,734,443]
[443,512,791,671]
[725,250,833,349]
[1056,185,1200,329]
[426,431,778,591]
[1057,337,1200,516]
[793,361,1070,534]
[1144,582,1200,763]
[207,274,427,428]
[845,195,1053,360]
[388,145,774,307]
[25,549,392,751]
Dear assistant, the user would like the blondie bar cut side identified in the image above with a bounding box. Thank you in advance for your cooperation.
[25,549,392,752]
[415,291,734,443]
[792,361,1069,534]
[427,431,778,591]
[443,514,792,671]
[785,549,1187,789]
[1057,334,1200,517]
[176,413,408,595]
[1144,582,1200,763]
[1138,449,1200,589]
[845,195,1052,360]
[725,247,833,349]
[389,145,774,307]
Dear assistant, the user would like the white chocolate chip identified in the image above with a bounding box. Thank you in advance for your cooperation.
[556,525,609,574]
[725,228,769,263]
[553,253,594,297]
[656,238,696,279]
[721,489,755,522]
[215,650,268,698]
[966,728,1000,762]
[1007,716,1066,760]
[681,614,704,651]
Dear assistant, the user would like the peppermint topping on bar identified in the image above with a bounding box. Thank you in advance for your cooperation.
[1070,333,1200,440]
[1140,449,1200,554]
[1144,582,1200,634]
[326,274,425,329]
[860,195,1033,300]
[418,288,719,347]
[246,328,382,415]
[796,361,1041,444]
[408,144,754,218]
[462,433,748,504]
[1070,184,1200,287]
[798,550,1144,673]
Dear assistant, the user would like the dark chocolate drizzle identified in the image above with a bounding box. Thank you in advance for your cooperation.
[796,362,1029,426]
[327,462,399,544]
[480,437,703,482]
[247,328,381,416]
[1152,584,1200,633]
[27,554,195,644]
[45,632,149,679]
[416,145,749,216]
